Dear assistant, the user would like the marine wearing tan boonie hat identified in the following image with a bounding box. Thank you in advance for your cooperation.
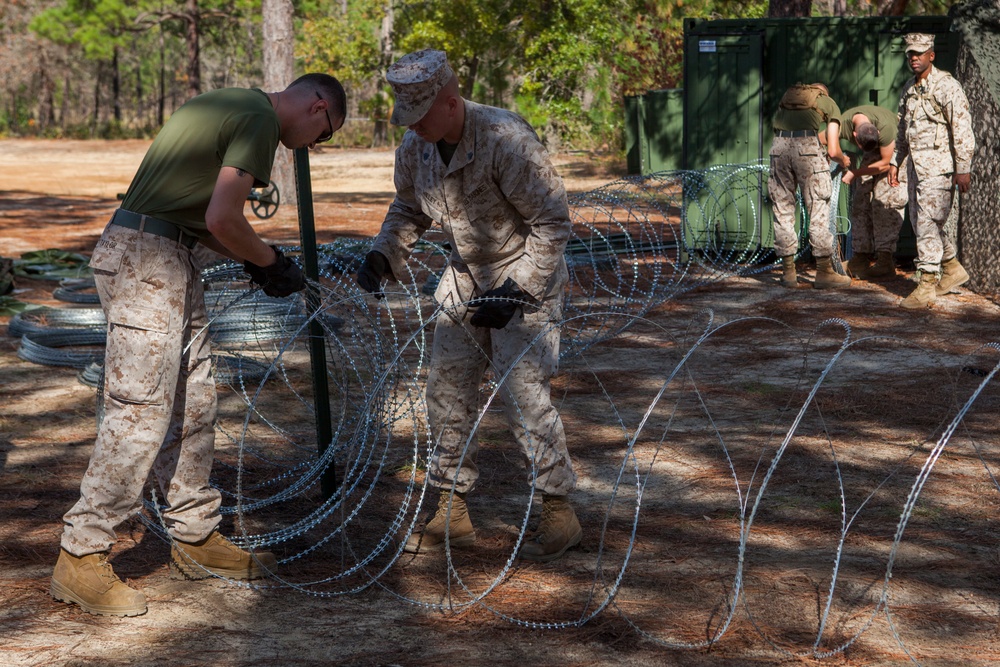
[904,33,935,54]
[386,49,454,126]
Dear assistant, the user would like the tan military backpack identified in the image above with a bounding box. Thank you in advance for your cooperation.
[778,83,824,111]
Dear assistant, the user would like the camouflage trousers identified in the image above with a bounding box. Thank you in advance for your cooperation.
[908,170,958,275]
[768,136,836,258]
[425,289,576,497]
[61,223,221,556]
[850,157,908,254]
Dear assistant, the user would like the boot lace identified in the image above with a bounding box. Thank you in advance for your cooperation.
[530,503,557,544]
[94,553,120,584]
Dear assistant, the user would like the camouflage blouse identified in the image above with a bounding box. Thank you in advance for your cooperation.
[372,100,571,305]
[892,66,975,178]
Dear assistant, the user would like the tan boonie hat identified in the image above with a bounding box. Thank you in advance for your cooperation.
[904,33,935,54]
[386,49,454,126]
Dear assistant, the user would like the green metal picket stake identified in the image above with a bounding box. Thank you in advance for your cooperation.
[294,148,336,499]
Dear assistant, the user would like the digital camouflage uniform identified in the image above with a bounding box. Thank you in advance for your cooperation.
[768,89,842,259]
[892,65,975,274]
[371,100,576,497]
[61,88,279,556]
[61,225,220,554]
[840,105,909,255]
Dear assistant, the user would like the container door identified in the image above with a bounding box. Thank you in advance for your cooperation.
[682,32,766,258]
[683,33,764,170]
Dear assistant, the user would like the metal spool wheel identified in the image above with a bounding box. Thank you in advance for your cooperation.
[250,180,280,219]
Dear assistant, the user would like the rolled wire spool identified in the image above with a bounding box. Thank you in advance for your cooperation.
[53,279,101,304]
[8,307,106,337]
[17,329,106,368]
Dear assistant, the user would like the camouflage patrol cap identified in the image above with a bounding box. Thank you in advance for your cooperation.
[386,49,454,126]
[904,33,935,54]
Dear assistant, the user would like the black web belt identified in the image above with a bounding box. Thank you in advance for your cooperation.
[111,209,199,248]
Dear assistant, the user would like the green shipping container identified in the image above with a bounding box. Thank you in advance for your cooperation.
[625,89,684,174]
[622,16,958,260]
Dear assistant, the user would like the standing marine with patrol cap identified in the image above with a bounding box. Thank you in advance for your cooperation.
[839,104,909,280]
[355,49,581,562]
[51,73,347,616]
[888,32,975,309]
[768,82,852,289]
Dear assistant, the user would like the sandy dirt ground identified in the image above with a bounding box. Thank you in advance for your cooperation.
[3,139,1000,667]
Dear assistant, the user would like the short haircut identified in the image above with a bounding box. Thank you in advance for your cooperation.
[290,73,347,121]
[855,122,880,152]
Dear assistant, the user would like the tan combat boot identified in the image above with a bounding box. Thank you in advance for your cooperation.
[779,255,797,288]
[900,272,938,309]
[813,256,851,289]
[171,531,277,580]
[518,495,582,563]
[50,549,147,616]
[866,251,896,279]
[404,490,476,554]
[846,252,873,279]
[936,256,969,295]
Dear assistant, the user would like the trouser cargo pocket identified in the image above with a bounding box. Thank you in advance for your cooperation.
[105,304,170,405]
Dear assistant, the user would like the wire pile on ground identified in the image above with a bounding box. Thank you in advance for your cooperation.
[145,263,1000,663]
[20,163,979,662]
[130,165,989,663]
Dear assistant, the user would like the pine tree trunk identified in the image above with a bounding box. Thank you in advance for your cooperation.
[38,51,55,132]
[185,0,201,100]
[262,0,296,208]
[373,2,394,147]
[112,46,121,123]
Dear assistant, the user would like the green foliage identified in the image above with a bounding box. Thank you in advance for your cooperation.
[0,296,44,317]
[396,0,519,73]
[193,0,263,85]
[63,123,100,140]
[1,85,36,136]
[358,87,391,122]
[614,0,767,96]
[14,0,961,150]
[30,0,135,60]
[298,0,384,87]
[838,0,957,16]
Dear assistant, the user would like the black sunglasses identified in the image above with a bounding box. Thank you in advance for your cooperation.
[316,91,333,143]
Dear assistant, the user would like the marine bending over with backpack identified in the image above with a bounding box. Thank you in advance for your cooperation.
[767,82,852,290]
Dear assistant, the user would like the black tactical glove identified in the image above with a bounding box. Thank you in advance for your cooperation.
[243,246,305,298]
[356,250,392,299]
[469,278,530,330]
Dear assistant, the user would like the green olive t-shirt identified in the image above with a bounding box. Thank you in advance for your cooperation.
[838,105,898,148]
[121,87,279,235]
[772,94,842,132]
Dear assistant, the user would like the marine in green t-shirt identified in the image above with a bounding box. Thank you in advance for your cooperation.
[838,105,899,184]
[839,105,908,282]
[121,87,280,236]
[52,73,347,620]
[839,104,897,149]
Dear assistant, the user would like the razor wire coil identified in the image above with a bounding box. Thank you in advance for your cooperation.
[14,163,979,663]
